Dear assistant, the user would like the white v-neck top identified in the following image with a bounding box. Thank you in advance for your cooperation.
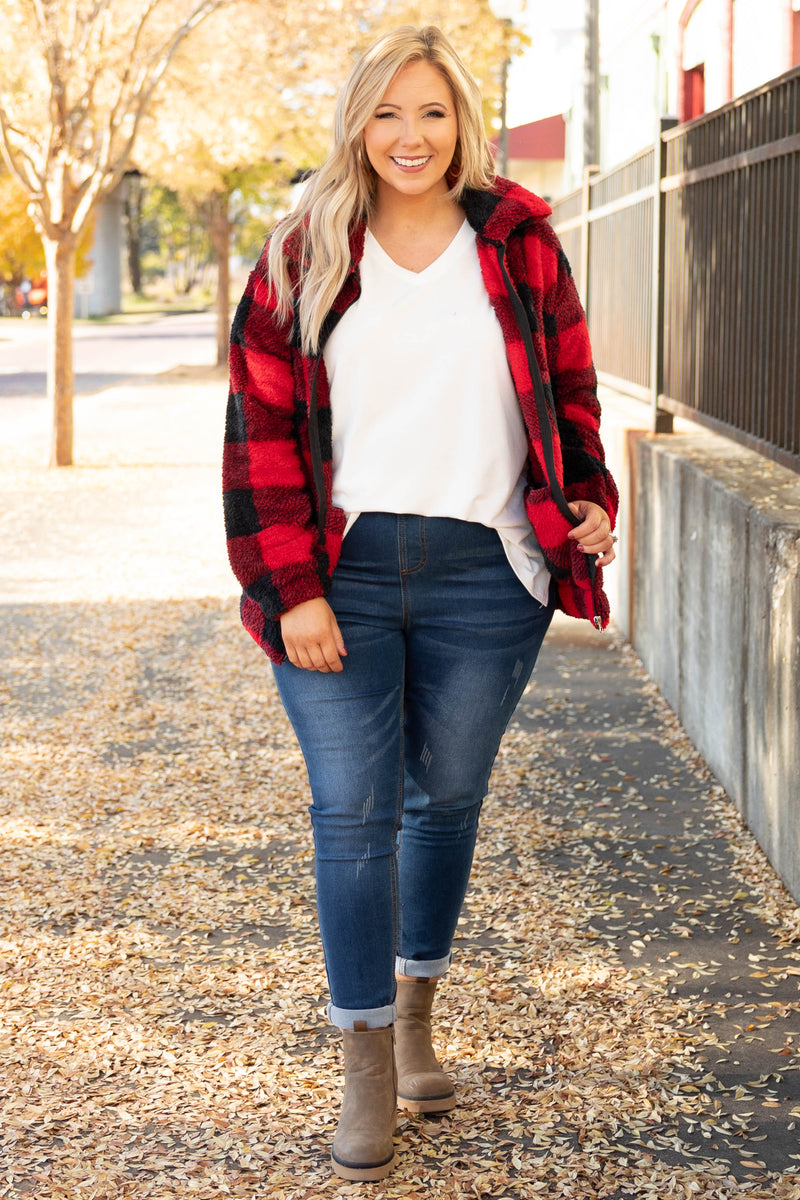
[323,221,550,605]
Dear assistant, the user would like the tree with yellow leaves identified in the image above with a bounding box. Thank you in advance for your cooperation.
[0,163,97,316]
[137,0,365,365]
[0,169,45,305]
[0,0,244,465]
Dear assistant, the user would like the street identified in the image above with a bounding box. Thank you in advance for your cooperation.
[0,310,217,399]
[0,311,220,468]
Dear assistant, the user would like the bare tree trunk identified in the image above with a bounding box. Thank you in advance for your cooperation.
[216,229,230,366]
[44,236,76,467]
[208,190,231,366]
[124,173,144,295]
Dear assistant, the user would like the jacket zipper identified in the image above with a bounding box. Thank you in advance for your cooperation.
[495,242,602,630]
[308,356,328,540]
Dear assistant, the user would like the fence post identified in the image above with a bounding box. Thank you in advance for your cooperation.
[651,116,678,432]
[580,164,598,311]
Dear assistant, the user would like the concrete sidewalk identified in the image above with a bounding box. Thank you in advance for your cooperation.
[1,368,799,1198]
[0,366,234,604]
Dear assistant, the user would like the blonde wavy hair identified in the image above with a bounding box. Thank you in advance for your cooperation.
[267,24,496,355]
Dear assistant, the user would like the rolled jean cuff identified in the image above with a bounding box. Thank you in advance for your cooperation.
[327,1002,396,1030]
[395,952,452,979]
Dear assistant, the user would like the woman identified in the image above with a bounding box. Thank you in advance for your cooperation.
[224,25,617,1182]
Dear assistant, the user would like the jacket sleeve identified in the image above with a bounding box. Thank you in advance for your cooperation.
[542,242,619,526]
[223,259,328,655]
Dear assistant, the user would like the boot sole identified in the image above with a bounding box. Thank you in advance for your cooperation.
[331,1150,397,1181]
[397,1091,456,1114]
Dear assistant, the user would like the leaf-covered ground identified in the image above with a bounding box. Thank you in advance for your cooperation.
[2,597,799,1199]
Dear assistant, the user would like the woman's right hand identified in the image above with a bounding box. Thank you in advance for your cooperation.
[279,597,347,672]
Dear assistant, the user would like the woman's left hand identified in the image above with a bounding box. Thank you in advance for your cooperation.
[567,500,616,567]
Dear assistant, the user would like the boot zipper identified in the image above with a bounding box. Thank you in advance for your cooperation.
[308,356,327,540]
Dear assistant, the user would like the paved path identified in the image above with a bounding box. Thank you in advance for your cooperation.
[0,311,217,399]
[1,365,799,1198]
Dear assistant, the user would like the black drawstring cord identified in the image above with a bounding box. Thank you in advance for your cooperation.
[308,356,328,540]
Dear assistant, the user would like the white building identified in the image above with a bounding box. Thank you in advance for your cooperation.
[666,0,800,119]
[555,0,800,190]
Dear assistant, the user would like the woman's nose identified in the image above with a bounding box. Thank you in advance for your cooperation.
[398,119,423,145]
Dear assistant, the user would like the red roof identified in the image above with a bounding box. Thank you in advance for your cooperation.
[493,114,566,161]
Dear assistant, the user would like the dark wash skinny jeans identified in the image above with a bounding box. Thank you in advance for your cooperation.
[274,513,553,1029]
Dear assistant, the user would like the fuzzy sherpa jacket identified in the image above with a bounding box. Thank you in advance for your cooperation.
[223,177,619,664]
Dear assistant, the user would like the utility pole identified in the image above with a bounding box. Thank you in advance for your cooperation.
[583,0,600,169]
[498,45,510,177]
[489,0,518,178]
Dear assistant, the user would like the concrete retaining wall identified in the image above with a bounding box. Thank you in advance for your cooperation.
[599,388,800,902]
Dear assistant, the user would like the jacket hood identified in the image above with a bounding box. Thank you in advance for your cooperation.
[461,175,552,243]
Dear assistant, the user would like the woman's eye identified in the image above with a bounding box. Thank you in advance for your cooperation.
[373,110,446,120]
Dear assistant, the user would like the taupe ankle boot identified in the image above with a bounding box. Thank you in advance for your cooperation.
[331,1023,397,1181]
[395,975,456,1113]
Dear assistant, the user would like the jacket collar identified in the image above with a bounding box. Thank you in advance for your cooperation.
[461,175,552,244]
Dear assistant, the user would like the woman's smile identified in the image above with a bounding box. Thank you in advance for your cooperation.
[391,154,433,170]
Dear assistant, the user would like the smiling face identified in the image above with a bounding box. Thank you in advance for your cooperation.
[363,59,459,204]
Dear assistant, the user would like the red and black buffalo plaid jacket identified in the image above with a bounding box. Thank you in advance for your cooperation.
[224,177,619,663]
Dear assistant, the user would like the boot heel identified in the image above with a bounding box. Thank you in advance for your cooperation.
[331,1149,397,1182]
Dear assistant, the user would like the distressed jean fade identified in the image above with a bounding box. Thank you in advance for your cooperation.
[273,514,553,1030]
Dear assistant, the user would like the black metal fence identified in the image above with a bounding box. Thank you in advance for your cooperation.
[550,65,800,472]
